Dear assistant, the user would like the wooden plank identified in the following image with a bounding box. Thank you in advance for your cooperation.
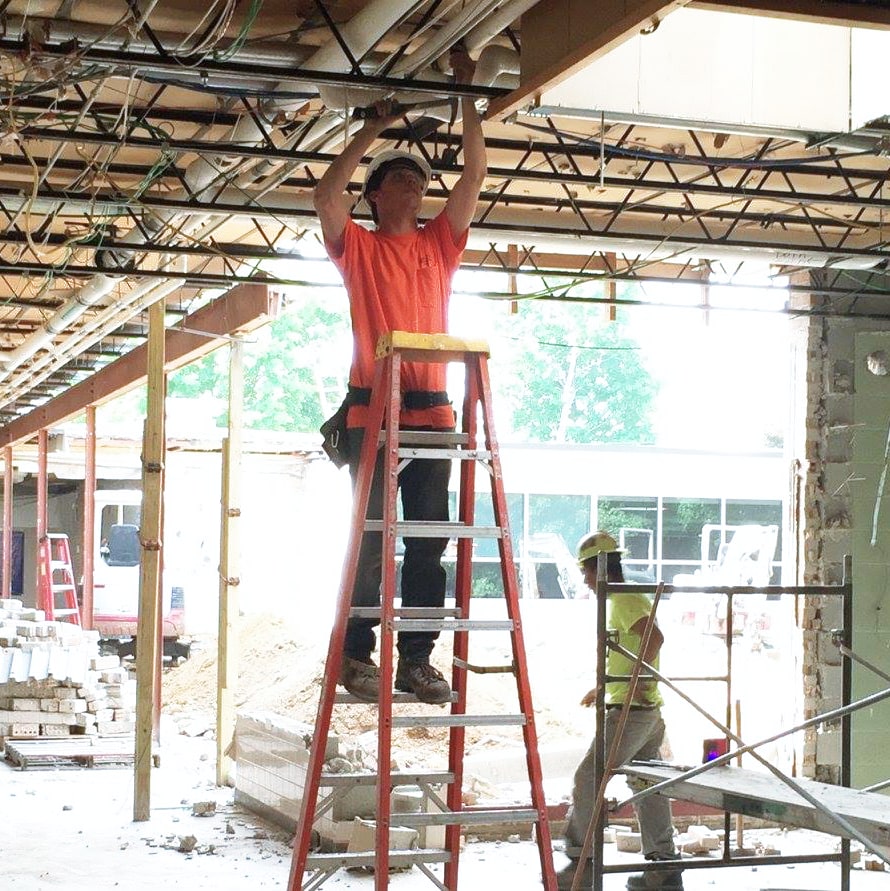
[0,283,278,448]
[623,763,890,848]
[5,736,135,769]
[488,0,684,120]
[133,298,166,821]
[216,339,243,786]
[375,331,490,362]
[692,0,890,30]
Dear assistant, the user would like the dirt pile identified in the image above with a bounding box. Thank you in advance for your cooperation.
[161,608,590,762]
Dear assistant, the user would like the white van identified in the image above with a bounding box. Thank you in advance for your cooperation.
[92,489,190,660]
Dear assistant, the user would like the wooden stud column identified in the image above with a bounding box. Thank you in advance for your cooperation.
[36,429,48,612]
[134,299,167,822]
[3,446,12,599]
[216,338,243,786]
[82,406,96,629]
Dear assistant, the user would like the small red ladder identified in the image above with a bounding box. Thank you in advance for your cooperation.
[288,331,556,891]
[37,532,81,625]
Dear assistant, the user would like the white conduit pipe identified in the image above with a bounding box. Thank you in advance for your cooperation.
[390,0,502,77]
[0,1,425,381]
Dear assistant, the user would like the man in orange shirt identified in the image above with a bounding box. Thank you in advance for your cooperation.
[314,47,486,704]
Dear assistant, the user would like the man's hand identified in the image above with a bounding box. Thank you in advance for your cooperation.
[580,688,598,708]
[357,99,401,134]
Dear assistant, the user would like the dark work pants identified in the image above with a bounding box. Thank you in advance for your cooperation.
[344,425,451,663]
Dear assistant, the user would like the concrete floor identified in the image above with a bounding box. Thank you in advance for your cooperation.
[2,729,886,891]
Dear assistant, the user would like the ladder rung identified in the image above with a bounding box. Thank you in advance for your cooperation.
[305,849,451,870]
[334,691,458,705]
[364,520,502,538]
[392,619,515,632]
[52,609,80,617]
[397,447,492,462]
[51,584,76,593]
[391,714,526,729]
[393,808,539,828]
[50,561,72,570]
[320,771,454,787]
[350,607,463,619]
[382,430,469,447]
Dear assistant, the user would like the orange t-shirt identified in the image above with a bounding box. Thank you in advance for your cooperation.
[326,212,467,428]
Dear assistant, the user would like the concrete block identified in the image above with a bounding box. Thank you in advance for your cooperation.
[346,817,418,855]
[12,698,40,711]
[41,723,70,738]
[10,723,39,736]
[57,698,87,714]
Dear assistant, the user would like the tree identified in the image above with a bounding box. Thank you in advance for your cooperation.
[167,293,351,431]
[492,298,657,443]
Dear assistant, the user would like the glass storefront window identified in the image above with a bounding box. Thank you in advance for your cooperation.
[726,499,783,561]
[662,498,720,561]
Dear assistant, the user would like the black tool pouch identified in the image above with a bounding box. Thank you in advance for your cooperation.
[319,399,351,469]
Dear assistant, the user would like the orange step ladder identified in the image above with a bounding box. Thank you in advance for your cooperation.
[288,331,556,891]
[37,532,81,625]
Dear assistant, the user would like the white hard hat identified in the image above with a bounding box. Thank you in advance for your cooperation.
[363,150,432,198]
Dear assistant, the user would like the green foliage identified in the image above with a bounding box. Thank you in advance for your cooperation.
[167,293,351,431]
[492,299,658,444]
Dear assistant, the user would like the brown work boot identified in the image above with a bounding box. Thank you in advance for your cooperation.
[556,859,592,889]
[339,656,379,702]
[395,659,451,704]
[626,867,684,889]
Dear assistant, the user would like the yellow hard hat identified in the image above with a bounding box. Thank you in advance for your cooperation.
[576,531,620,566]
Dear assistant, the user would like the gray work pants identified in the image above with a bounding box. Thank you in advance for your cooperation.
[565,706,676,859]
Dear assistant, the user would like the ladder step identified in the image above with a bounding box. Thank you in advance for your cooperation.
[391,714,526,729]
[348,610,514,633]
[393,808,540,828]
[334,691,459,705]
[320,771,454,787]
[350,607,463,619]
[52,609,80,617]
[382,430,469,447]
[392,619,515,632]
[51,584,77,593]
[397,446,492,462]
[364,520,502,539]
[305,849,451,870]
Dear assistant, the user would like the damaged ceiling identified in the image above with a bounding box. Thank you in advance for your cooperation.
[0,0,890,433]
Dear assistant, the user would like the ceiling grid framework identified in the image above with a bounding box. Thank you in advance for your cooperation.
[0,0,888,435]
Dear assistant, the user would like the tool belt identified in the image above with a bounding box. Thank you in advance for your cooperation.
[346,386,451,410]
[321,387,452,469]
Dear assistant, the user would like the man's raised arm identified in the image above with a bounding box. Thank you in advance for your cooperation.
[444,46,487,240]
[313,113,393,255]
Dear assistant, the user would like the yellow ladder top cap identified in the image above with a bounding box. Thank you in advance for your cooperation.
[376,331,490,360]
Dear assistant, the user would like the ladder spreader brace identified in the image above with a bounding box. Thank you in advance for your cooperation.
[287,331,556,891]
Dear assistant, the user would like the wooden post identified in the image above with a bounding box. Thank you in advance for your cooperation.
[216,338,243,786]
[36,429,48,613]
[82,406,96,629]
[2,446,12,599]
[605,253,617,322]
[133,299,167,822]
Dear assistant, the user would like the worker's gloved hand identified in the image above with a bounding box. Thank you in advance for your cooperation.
[580,688,597,708]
